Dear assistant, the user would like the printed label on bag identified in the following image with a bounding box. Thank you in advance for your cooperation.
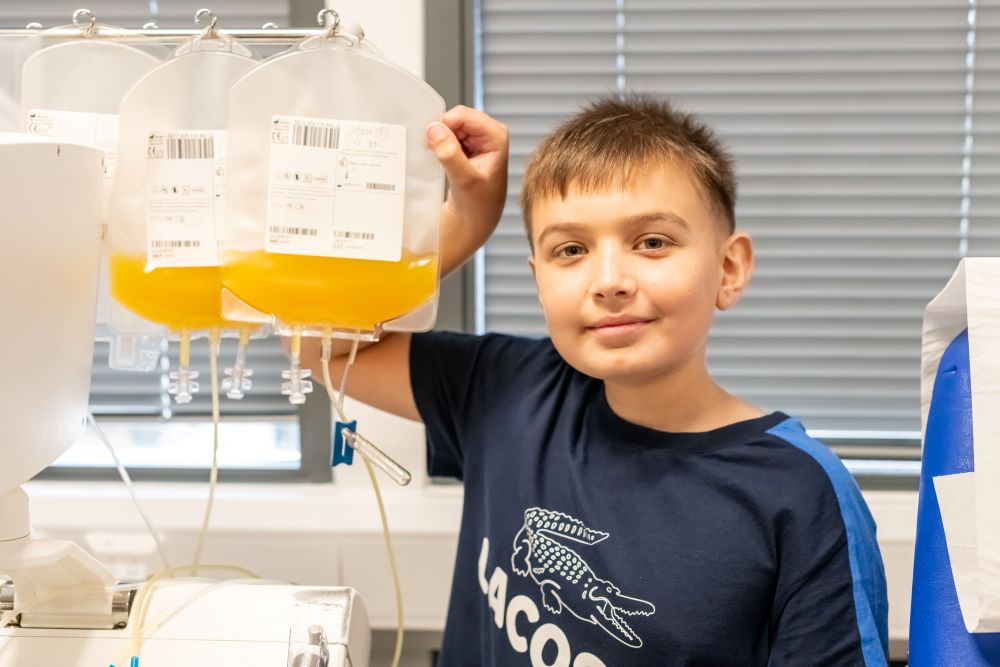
[26,108,119,223]
[265,114,405,261]
[144,130,227,268]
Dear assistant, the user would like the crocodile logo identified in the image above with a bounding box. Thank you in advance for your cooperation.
[511,507,656,648]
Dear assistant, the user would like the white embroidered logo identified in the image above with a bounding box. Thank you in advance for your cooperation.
[510,507,656,648]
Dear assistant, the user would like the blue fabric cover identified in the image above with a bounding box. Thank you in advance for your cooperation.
[910,329,1000,664]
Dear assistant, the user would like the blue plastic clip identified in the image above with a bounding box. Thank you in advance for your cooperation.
[332,420,357,467]
[130,657,139,667]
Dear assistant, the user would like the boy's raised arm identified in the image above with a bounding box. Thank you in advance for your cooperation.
[432,105,509,276]
[298,106,509,421]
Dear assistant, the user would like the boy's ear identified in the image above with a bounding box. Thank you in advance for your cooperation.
[716,232,753,311]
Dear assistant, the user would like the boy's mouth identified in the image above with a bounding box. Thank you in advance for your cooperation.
[586,316,653,340]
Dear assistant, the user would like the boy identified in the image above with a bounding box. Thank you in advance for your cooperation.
[303,95,888,666]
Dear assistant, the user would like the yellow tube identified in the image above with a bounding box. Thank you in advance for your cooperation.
[179,330,191,369]
[192,330,222,576]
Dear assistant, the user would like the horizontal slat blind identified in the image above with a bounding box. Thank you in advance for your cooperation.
[480,0,995,433]
[970,2,1000,256]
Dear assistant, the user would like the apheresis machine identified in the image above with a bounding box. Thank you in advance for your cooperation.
[0,9,444,667]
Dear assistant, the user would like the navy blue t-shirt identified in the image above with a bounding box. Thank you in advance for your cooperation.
[410,332,888,666]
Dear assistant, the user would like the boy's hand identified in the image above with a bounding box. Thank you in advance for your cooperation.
[426,106,509,276]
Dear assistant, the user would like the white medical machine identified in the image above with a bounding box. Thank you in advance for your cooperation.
[0,134,372,666]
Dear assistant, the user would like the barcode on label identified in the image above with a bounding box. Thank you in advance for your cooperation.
[270,225,318,237]
[152,240,201,248]
[334,231,375,241]
[167,136,214,160]
[293,122,340,149]
[365,182,396,192]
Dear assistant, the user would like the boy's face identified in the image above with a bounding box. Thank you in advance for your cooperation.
[528,165,750,385]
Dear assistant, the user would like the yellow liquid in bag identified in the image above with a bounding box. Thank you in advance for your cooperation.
[220,250,439,331]
[110,254,231,331]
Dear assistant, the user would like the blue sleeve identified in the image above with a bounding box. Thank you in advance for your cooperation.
[408,331,550,480]
[766,421,889,666]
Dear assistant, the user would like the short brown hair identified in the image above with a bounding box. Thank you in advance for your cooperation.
[521,94,736,246]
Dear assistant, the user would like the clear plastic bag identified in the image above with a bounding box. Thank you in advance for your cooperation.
[20,30,162,218]
[108,37,257,337]
[19,26,163,369]
[222,27,446,340]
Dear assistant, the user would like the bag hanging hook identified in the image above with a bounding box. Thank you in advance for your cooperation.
[195,8,220,40]
[317,8,341,39]
[71,8,98,37]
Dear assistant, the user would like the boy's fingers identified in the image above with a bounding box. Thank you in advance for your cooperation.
[440,106,508,151]
[427,122,479,188]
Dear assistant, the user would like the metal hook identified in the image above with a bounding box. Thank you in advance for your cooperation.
[317,8,341,37]
[194,8,215,25]
[194,8,219,39]
[143,21,159,30]
[25,22,42,30]
[72,8,98,37]
[261,22,278,30]
[71,8,94,25]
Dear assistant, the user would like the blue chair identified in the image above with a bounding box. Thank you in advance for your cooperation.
[910,329,1000,664]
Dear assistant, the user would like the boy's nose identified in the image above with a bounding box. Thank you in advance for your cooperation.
[590,248,637,300]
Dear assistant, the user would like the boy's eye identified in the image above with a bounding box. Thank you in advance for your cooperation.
[637,236,670,251]
[555,244,586,258]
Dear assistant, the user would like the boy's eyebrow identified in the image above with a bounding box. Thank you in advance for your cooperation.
[623,210,691,230]
[536,210,690,246]
[536,222,588,246]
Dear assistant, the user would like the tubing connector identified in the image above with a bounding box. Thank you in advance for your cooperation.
[168,367,199,404]
[223,328,254,400]
[168,330,199,404]
[282,329,313,405]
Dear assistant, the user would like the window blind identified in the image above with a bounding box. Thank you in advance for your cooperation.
[478,0,997,434]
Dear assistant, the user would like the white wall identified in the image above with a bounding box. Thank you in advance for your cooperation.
[327,0,425,78]
[867,490,917,657]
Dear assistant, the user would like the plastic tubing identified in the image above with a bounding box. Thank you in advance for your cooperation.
[320,334,405,667]
[124,563,258,666]
[191,329,222,576]
[86,412,171,571]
